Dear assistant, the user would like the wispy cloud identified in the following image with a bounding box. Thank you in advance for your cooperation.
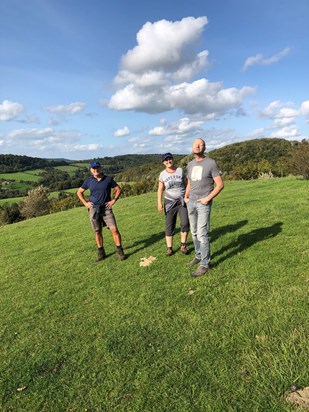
[242,47,290,71]
[44,102,87,116]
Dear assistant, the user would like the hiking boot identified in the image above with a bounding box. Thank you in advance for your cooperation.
[117,247,126,261]
[180,244,188,254]
[166,247,173,257]
[191,266,210,277]
[96,248,106,262]
[186,257,201,267]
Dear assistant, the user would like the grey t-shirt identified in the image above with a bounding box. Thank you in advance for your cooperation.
[187,157,221,201]
[159,167,186,211]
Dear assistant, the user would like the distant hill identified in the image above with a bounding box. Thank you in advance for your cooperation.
[0,154,68,173]
[0,138,304,181]
[208,138,294,174]
[115,138,296,181]
[90,154,187,175]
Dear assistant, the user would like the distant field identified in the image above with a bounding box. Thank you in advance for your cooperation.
[71,162,89,168]
[0,172,42,182]
[0,196,25,205]
[0,188,80,205]
[54,165,81,175]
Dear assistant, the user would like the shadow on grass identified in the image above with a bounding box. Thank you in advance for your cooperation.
[210,220,249,241]
[211,221,283,268]
[125,230,166,257]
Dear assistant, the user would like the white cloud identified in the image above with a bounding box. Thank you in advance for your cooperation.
[300,100,309,116]
[108,17,254,117]
[2,127,102,155]
[149,117,204,136]
[0,100,24,121]
[270,125,300,139]
[114,126,130,137]
[260,100,298,128]
[242,47,290,71]
[119,17,208,75]
[260,101,282,118]
[44,102,87,115]
[274,117,295,127]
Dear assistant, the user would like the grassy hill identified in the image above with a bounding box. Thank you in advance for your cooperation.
[0,177,308,411]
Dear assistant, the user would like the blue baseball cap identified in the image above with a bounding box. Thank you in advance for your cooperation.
[161,152,173,161]
[90,161,101,168]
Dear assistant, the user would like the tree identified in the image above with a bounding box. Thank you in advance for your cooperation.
[20,185,51,218]
[288,140,309,179]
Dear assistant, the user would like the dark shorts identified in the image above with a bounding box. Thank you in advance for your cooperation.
[89,206,117,231]
[165,201,189,236]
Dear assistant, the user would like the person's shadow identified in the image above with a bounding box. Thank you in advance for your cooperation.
[211,222,283,267]
[125,231,166,257]
[210,220,249,242]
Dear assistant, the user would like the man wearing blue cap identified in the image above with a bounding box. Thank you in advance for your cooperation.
[77,160,125,261]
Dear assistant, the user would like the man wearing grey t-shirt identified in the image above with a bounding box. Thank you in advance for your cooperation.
[184,138,224,277]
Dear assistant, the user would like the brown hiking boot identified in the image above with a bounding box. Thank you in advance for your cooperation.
[96,247,106,262]
[166,247,173,257]
[186,257,201,267]
[191,266,210,277]
[180,244,188,254]
[117,247,126,261]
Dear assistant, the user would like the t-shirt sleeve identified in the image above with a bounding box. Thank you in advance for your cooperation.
[110,178,118,188]
[81,179,89,190]
[211,160,222,178]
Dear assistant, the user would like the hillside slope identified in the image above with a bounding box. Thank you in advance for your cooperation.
[0,178,308,411]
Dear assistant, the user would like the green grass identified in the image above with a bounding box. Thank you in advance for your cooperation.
[0,188,80,205]
[54,165,81,175]
[0,177,308,411]
[0,172,42,182]
[0,196,25,205]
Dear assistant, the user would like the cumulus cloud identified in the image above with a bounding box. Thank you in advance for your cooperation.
[44,102,87,115]
[114,126,130,137]
[108,17,254,117]
[242,47,290,71]
[0,100,24,121]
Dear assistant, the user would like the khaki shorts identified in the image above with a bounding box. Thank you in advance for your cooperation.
[89,206,117,231]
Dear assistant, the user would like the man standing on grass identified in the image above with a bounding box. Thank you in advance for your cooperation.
[185,138,224,277]
[77,161,125,261]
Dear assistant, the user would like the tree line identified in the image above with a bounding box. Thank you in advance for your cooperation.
[1,138,308,225]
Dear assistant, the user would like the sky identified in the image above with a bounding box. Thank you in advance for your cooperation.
[1,0,309,160]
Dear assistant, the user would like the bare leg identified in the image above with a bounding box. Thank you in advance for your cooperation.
[166,235,173,248]
[109,226,122,246]
[181,231,188,244]
[95,230,103,248]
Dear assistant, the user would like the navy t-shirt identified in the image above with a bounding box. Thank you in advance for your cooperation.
[81,175,118,206]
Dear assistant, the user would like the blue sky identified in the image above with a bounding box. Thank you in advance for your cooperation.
[1,0,309,160]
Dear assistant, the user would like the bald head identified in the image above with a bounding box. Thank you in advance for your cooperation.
[192,138,206,156]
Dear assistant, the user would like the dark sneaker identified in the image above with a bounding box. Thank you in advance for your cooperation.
[186,257,201,267]
[180,244,188,254]
[191,266,209,277]
[166,247,173,257]
[117,247,126,261]
[96,248,106,262]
